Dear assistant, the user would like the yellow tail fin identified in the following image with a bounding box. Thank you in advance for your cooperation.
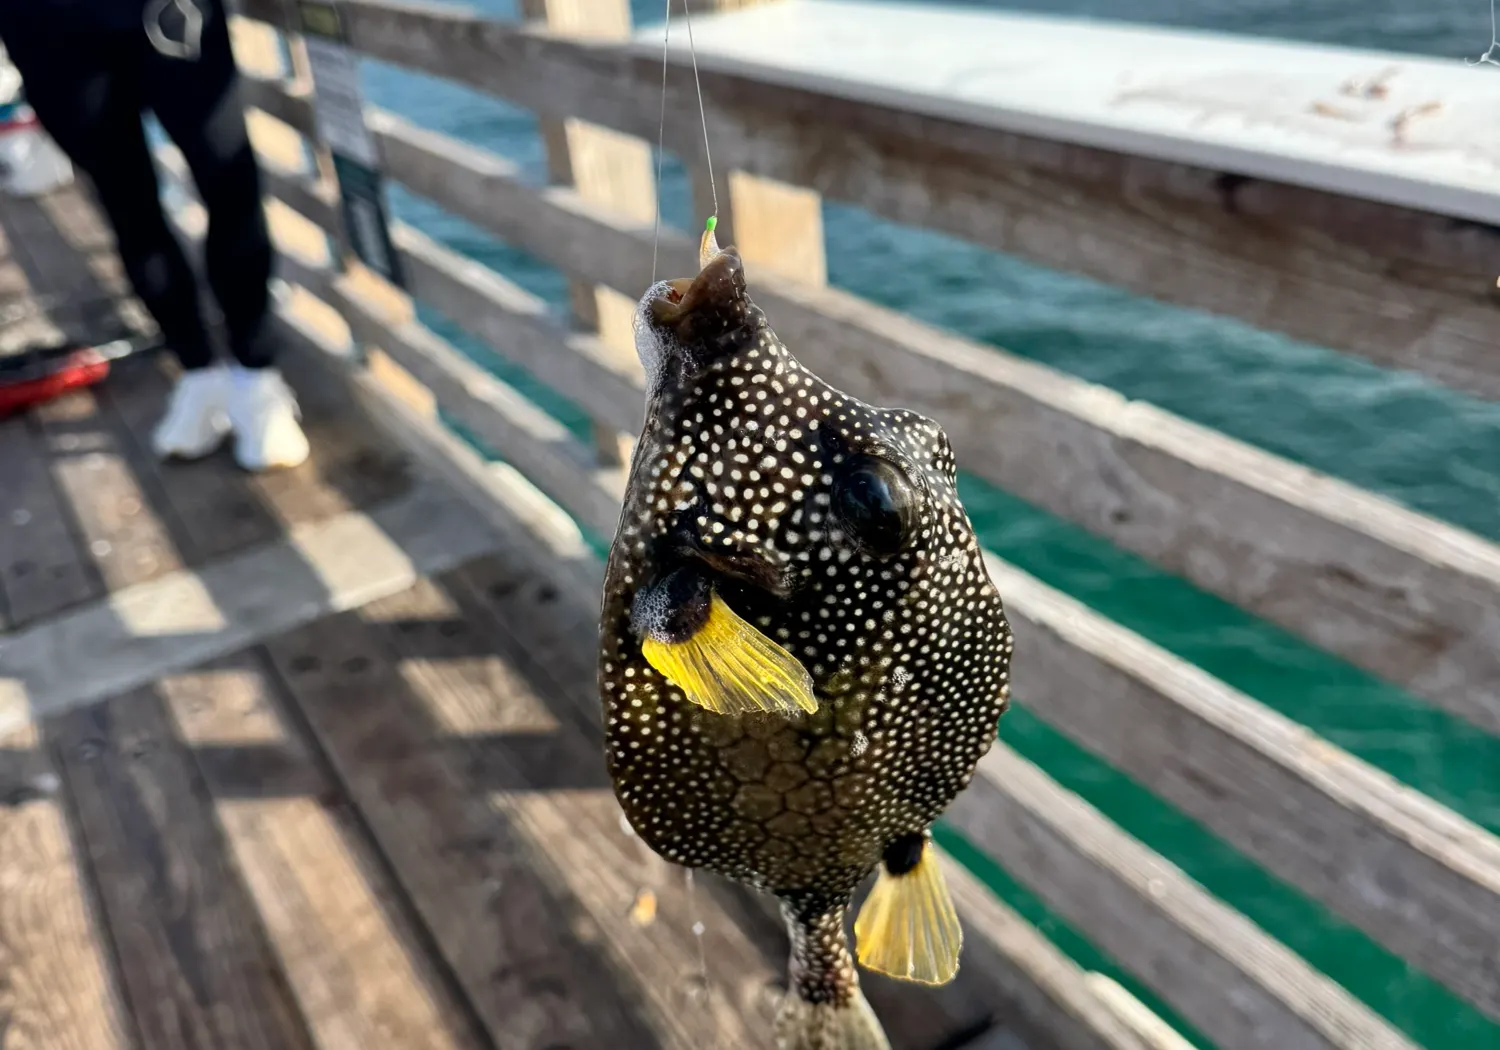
[641,592,818,717]
[853,839,962,985]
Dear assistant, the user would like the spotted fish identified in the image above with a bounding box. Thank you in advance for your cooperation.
[598,239,1013,1049]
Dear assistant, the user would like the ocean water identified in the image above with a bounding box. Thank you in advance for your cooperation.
[356,2,1500,1046]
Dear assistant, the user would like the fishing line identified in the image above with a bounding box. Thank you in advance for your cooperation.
[684,867,711,1002]
[650,0,720,286]
[651,0,672,283]
[1471,0,1499,64]
[680,0,719,222]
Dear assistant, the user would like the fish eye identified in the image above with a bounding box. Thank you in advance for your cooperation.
[832,455,919,558]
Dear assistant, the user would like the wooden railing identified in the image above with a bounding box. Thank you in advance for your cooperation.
[177,2,1500,1048]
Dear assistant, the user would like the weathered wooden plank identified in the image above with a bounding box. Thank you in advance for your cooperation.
[313,270,1500,1019]
[964,1032,1033,1050]
[157,651,489,1050]
[328,275,625,538]
[438,558,598,717]
[233,0,1500,401]
[717,169,827,288]
[259,603,678,1050]
[48,689,317,1050]
[0,412,99,628]
[257,342,415,527]
[947,746,1418,1050]
[0,722,134,1050]
[1084,974,1196,1050]
[982,552,1500,1021]
[30,388,185,594]
[363,106,589,262]
[334,109,1500,737]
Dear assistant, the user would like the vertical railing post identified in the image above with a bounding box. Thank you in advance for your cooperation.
[521,0,653,471]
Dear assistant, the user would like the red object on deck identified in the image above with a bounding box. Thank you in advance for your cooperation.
[0,346,115,417]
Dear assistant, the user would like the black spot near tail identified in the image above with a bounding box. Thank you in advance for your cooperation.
[882,831,926,876]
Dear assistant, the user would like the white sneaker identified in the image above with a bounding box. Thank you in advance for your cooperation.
[228,365,310,471]
[152,363,231,460]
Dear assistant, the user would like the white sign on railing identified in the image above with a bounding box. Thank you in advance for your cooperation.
[294,0,403,288]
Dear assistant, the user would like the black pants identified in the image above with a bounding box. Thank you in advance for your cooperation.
[0,0,274,370]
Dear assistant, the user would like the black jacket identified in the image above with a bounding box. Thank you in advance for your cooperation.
[2,0,155,32]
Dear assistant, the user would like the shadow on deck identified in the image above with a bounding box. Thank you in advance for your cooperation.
[0,188,1020,1049]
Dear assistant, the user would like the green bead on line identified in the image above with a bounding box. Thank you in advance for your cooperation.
[699,214,721,269]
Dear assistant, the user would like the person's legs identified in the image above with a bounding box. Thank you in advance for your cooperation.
[0,16,233,459]
[1,19,218,370]
[139,0,307,470]
[140,0,273,369]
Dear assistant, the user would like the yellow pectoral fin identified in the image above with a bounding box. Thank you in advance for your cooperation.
[854,844,963,985]
[641,592,817,717]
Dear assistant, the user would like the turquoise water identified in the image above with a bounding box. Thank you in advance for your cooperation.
[357,2,1500,1046]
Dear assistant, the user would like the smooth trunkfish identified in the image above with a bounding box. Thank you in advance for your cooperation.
[599,230,1014,1050]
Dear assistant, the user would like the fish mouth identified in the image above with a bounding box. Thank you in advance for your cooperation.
[648,248,745,328]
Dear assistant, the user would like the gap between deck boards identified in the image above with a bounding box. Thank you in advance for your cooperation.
[0,482,497,734]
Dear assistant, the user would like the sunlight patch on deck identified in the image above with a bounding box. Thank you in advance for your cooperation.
[0,483,496,735]
[109,572,228,636]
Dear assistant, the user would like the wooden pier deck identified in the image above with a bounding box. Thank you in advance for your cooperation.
[0,184,1046,1050]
